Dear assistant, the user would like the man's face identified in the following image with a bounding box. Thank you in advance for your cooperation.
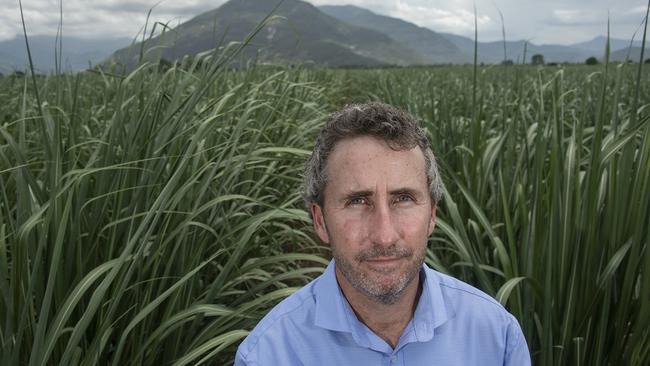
[311,136,436,305]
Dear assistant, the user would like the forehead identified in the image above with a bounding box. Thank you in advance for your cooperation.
[324,136,428,195]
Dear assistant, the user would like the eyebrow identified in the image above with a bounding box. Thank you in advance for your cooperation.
[342,188,423,200]
[342,190,373,200]
[389,188,422,197]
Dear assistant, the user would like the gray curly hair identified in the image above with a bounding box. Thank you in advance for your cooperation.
[303,102,443,210]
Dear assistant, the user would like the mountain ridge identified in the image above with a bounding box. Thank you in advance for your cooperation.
[2,0,648,72]
[109,0,427,69]
[321,4,645,64]
[318,4,467,63]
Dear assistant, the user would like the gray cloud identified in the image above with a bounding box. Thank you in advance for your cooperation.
[94,0,216,16]
[0,0,646,44]
[547,7,647,27]
[311,0,493,35]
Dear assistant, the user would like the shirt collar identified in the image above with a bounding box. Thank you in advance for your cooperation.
[313,260,354,333]
[313,260,451,343]
[412,264,452,341]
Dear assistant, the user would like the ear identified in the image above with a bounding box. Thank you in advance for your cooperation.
[428,205,437,236]
[311,203,330,244]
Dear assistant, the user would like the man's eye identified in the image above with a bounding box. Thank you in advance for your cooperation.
[396,194,414,203]
[348,197,367,205]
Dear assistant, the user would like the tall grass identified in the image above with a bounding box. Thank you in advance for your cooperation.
[1,56,331,364]
[341,62,650,364]
[1,39,649,366]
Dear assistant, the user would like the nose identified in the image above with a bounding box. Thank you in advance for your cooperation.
[368,201,399,246]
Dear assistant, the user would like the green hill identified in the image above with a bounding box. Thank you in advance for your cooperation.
[109,0,427,68]
[319,5,467,64]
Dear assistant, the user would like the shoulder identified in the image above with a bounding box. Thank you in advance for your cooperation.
[425,268,529,362]
[424,267,522,337]
[429,268,509,317]
[236,277,319,362]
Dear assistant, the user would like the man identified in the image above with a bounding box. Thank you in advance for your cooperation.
[235,102,530,365]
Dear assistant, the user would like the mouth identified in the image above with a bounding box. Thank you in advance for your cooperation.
[366,256,402,262]
[364,257,403,268]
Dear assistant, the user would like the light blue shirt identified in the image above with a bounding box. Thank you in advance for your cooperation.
[235,261,530,365]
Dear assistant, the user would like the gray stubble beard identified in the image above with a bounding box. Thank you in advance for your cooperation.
[333,242,426,305]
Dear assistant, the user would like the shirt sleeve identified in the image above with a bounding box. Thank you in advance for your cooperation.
[504,314,531,366]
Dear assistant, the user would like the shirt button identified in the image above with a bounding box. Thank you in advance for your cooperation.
[390,355,398,363]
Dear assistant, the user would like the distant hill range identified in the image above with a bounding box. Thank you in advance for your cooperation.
[320,5,649,64]
[2,0,649,72]
[0,36,131,73]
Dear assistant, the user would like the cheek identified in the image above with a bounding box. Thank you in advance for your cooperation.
[396,210,432,236]
[341,218,364,241]
[330,215,366,246]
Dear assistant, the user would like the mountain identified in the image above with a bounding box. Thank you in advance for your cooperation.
[5,1,648,72]
[609,47,650,62]
[427,33,649,64]
[447,38,594,64]
[0,35,131,73]
[109,0,427,68]
[570,36,650,56]
[319,4,650,64]
[318,5,466,63]
[319,4,592,64]
[405,31,646,64]
[422,33,590,63]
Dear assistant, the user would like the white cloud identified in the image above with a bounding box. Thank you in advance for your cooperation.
[550,9,603,26]
[629,5,649,14]
[0,0,227,41]
[392,2,492,34]
[0,18,15,42]
[311,0,495,37]
[547,5,648,29]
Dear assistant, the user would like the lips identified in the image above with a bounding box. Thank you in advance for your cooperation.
[365,257,402,262]
[355,245,412,262]
[363,257,404,270]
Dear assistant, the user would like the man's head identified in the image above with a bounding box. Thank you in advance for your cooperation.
[303,102,443,305]
[303,102,443,208]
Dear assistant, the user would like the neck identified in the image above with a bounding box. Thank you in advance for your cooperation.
[335,268,422,348]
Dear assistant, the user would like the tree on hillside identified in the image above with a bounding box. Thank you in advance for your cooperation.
[645,58,650,64]
[585,56,599,65]
[531,54,545,65]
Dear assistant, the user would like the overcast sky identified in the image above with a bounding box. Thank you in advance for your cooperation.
[0,0,648,44]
